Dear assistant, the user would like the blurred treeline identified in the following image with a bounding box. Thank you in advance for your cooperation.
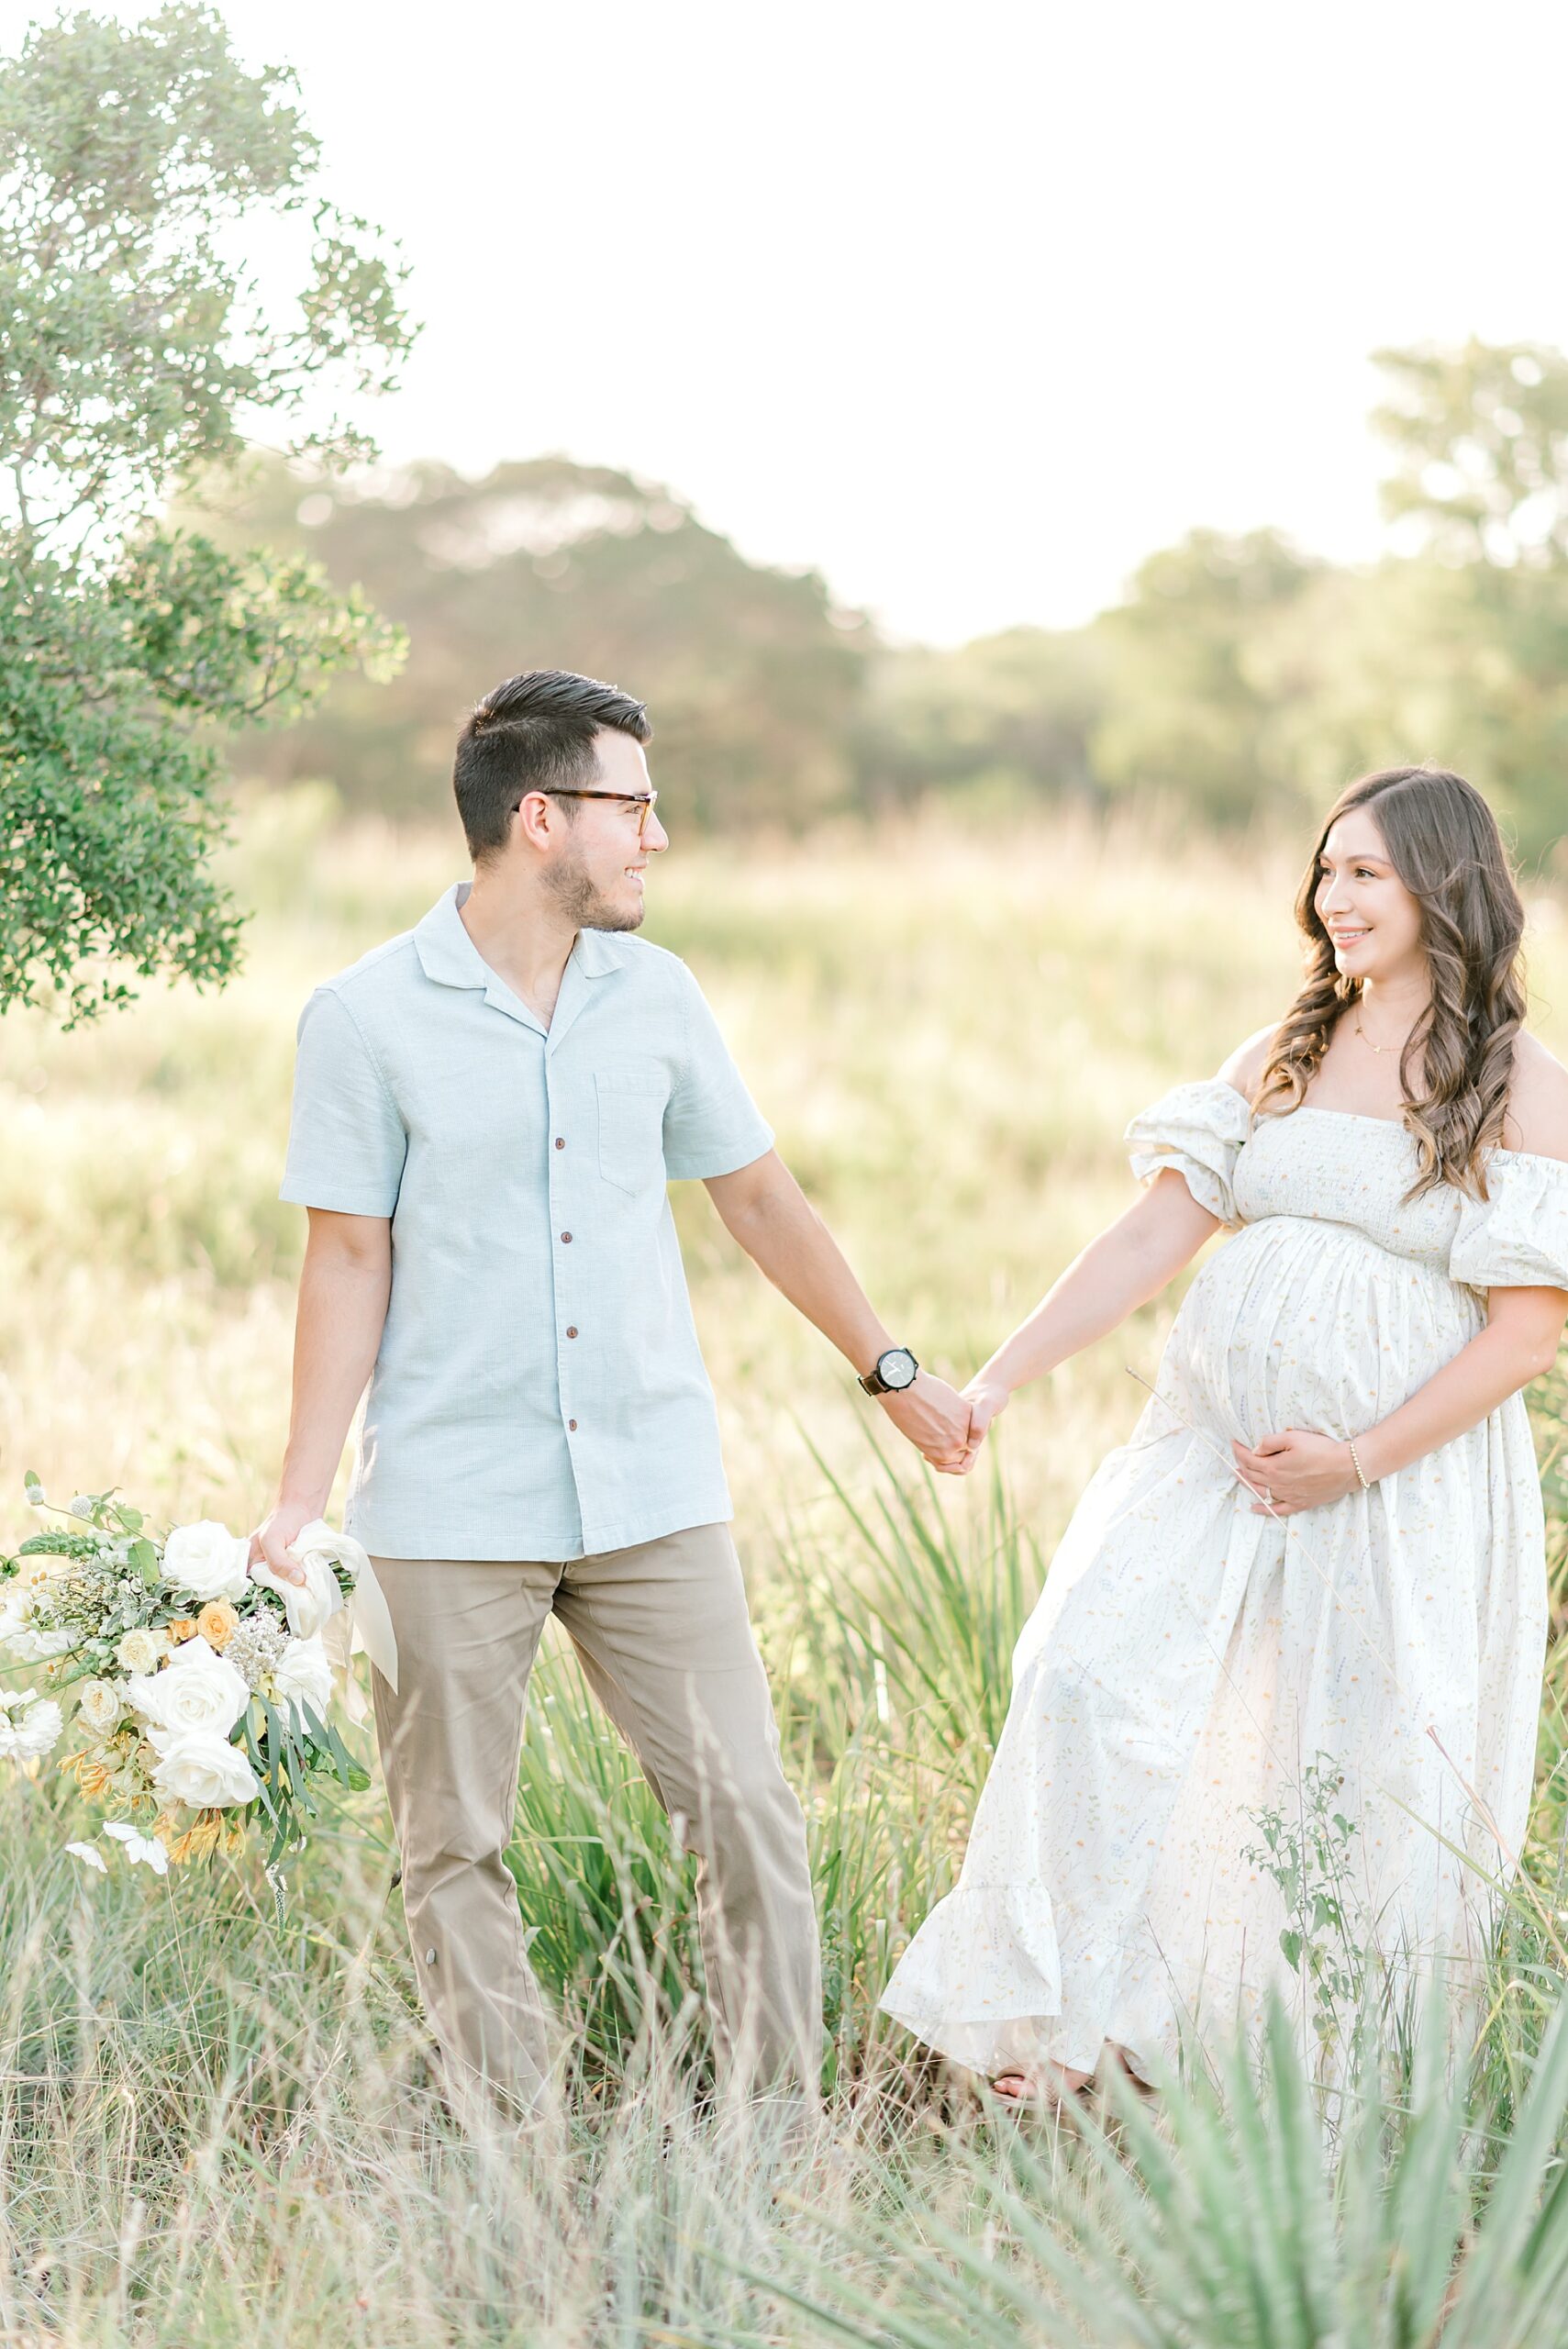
[225,338,1568,867]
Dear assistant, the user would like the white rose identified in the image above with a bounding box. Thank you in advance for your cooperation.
[250,1521,354,1643]
[162,1520,251,1605]
[150,1729,259,1809]
[125,1634,250,1740]
[115,1627,164,1675]
[0,1694,63,1760]
[75,1678,126,1739]
[270,1635,333,1736]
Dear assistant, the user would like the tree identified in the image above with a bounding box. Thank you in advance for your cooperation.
[218,454,873,830]
[1087,529,1322,825]
[860,626,1108,813]
[0,4,415,1022]
[1374,338,1568,573]
[1368,339,1568,863]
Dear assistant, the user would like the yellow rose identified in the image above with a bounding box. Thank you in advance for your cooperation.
[195,1601,239,1649]
[166,1617,200,1644]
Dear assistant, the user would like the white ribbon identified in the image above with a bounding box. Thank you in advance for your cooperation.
[251,1520,399,1726]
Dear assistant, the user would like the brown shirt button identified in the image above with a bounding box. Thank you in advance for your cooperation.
[554,1137,565,1150]
[565,1326,578,1340]
[561,1231,573,1243]
[568,1419,578,1431]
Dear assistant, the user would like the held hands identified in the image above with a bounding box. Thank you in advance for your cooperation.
[962,1378,1010,1451]
[878,1371,1012,1475]
[1231,1428,1360,1518]
[878,1371,983,1475]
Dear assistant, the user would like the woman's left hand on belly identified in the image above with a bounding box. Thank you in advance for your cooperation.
[1231,1427,1359,1518]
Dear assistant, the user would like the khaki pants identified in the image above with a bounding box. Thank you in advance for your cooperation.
[369,1522,822,2112]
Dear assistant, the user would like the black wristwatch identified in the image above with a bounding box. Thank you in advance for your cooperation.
[859,1346,919,1397]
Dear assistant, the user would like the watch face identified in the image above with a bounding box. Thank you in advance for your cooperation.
[880,1348,917,1391]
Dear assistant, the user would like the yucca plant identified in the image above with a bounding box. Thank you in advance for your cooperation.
[740,1994,1568,2348]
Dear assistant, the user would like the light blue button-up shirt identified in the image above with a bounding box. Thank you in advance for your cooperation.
[279,882,774,1562]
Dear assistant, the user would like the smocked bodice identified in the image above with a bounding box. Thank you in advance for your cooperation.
[1126,1079,1568,1293]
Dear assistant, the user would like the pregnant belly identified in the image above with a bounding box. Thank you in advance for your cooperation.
[1162,1215,1482,1445]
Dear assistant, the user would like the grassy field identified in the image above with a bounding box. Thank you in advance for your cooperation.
[3,796,1568,2344]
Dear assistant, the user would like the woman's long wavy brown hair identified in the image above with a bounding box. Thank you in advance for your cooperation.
[1253,767,1528,1198]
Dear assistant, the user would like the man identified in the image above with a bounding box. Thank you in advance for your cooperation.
[252,668,976,2119]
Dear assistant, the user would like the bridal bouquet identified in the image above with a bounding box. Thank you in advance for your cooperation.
[0,1477,373,1877]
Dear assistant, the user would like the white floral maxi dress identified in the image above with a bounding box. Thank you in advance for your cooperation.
[880,1084,1568,2080]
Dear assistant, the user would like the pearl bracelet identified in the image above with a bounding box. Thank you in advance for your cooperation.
[1347,1436,1372,1491]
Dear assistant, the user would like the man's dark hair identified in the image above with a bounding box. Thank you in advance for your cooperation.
[452,670,652,863]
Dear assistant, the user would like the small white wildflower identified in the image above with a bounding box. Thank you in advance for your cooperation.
[65,1842,107,1874]
[103,1820,170,1876]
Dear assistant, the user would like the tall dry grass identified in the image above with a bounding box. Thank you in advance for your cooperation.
[2,793,1567,2343]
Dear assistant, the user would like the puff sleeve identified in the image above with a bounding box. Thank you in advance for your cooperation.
[1124,1079,1252,1228]
[1448,1152,1568,1291]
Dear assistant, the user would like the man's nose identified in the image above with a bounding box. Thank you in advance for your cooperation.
[645,812,671,853]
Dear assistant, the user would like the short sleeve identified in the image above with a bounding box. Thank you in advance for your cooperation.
[662,964,774,1181]
[1124,1079,1252,1228]
[1448,1153,1568,1291]
[279,988,407,1216]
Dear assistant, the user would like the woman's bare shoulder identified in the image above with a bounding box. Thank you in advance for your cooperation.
[1214,1022,1283,1097]
[1506,1031,1568,1163]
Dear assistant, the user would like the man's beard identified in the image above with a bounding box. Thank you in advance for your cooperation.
[542,847,645,933]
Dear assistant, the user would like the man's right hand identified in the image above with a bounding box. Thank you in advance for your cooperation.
[249,1497,317,1588]
[879,1371,979,1475]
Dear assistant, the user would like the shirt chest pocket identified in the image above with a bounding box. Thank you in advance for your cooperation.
[595,1068,670,1193]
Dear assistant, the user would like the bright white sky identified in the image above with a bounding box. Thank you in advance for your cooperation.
[10,0,1568,642]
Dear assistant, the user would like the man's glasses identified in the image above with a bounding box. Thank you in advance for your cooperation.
[531,787,659,841]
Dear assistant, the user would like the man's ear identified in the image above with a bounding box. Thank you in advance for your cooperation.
[513,790,558,852]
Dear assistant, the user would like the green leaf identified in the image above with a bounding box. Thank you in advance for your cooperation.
[239,1707,279,1826]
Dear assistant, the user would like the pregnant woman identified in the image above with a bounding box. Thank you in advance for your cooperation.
[881,766,1568,2100]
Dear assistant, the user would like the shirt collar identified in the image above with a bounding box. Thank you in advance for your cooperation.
[413,883,627,991]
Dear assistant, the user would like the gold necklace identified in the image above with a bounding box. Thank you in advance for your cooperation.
[1353,1005,1413,1056]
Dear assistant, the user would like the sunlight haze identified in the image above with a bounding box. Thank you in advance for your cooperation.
[7,0,1567,641]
